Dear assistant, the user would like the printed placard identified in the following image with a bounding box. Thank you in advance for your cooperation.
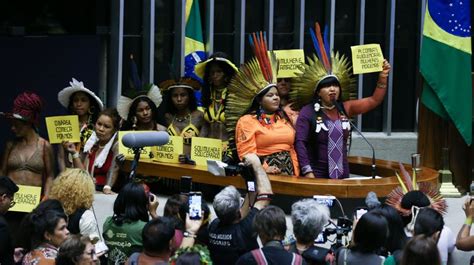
[10,185,41,213]
[351,44,384,74]
[118,131,154,159]
[190,137,222,166]
[273,49,305,78]
[153,136,183,164]
[45,115,80,144]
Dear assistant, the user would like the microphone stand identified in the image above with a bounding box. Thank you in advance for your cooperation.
[129,147,143,180]
[348,120,377,179]
[332,100,377,179]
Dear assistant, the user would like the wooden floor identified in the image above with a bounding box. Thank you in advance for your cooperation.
[123,156,439,198]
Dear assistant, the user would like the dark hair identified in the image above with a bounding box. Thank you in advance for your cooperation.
[201,52,236,108]
[122,97,159,130]
[164,194,188,229]
[97,108,121,131]
[68,91,101,124]
[414,207,444,237]
[253,206,287,242]
[175,252,202,265]
[400,235,441,265]
[56,235,91,265]
[17,199,66,250]
[162,86,198,119]
[142,217,175,253]
[351,211,388,253]
[400,191,430,226]
[244,85,293,125]
[370,205,408,253]
[28,209,68,249]
[112,182,149,225]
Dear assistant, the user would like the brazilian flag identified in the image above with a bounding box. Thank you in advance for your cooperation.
[184,0,206,83]
[420,0,472,145]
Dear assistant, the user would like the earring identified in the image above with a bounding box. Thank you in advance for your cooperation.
[132,116,137,129]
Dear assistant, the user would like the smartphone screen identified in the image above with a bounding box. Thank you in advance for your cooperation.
[246,181,256,192]
[354,208,368,220]
[180,176,192,194]
[189,192,202,220]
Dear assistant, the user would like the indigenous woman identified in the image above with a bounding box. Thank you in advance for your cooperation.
[57,78,104,171]
[227,32,299,176]
[195,52,238,161]
[64,108,121,194]
[277,76,299,125]
[1,92,55,195]
[118,85,166,131]
[292,23,390,179]
[161,78,205,157]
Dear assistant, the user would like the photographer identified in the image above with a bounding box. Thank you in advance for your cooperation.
[289,199,332,265]
[207,153,273,265]
[336,211,388,265]
[103,182,159,264]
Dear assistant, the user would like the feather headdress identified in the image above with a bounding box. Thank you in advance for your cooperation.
[386,162,447,216]
[290,23,356,109]
[226,32,279,143]
[117,54,163,120]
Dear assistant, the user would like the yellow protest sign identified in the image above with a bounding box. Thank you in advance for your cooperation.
[118,131,154,159]
[191,137,222,166]
[351,44,384,74]
[273,49,305,78]
[45,115,80,144]
[10,185,41,213]
[153,136,183,164]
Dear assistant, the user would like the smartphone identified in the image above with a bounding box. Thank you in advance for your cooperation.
[188,192,202,220]
[354,207,368,220]
[246,181,256,192]
[180,176,192,194]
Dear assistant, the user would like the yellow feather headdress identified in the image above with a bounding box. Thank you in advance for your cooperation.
[226,31,279,150]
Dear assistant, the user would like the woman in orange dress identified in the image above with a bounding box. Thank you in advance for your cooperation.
[227,32,299,176]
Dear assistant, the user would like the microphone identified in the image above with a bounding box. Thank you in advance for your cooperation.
[122,131,170,148]
[365,191,381,209]
[332,100,377,179]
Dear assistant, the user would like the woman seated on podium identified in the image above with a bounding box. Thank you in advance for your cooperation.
[292,23,390,179]
[227,32,299,176]
[118,84,166,131]
[63,108,121,194]
[160,77,205,157]
[57,78,104,171]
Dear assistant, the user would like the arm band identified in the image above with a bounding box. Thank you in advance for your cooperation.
[256,193,273,201]
[465,217,472,226]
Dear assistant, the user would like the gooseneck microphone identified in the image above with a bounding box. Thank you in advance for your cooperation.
[122,131,170,148]
[332,100,377,179]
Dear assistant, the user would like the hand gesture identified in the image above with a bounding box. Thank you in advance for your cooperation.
[62,141,76,154]
[463,197,474,218]
[381,59,391,76]
[185,212,204,235]
[266,166,281,175]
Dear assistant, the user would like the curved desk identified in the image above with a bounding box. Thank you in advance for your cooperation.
[123,156,439,198]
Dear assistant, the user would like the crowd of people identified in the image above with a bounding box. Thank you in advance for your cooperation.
[0,26,471,265]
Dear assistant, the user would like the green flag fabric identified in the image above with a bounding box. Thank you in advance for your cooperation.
[184,0,206,83]
[420,0,472,145]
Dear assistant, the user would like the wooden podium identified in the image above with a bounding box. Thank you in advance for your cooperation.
[123,156,439,198]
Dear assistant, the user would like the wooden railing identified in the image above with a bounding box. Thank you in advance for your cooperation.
[123,156,439,198]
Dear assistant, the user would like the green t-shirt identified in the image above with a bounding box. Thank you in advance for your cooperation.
[103,216,147,265]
